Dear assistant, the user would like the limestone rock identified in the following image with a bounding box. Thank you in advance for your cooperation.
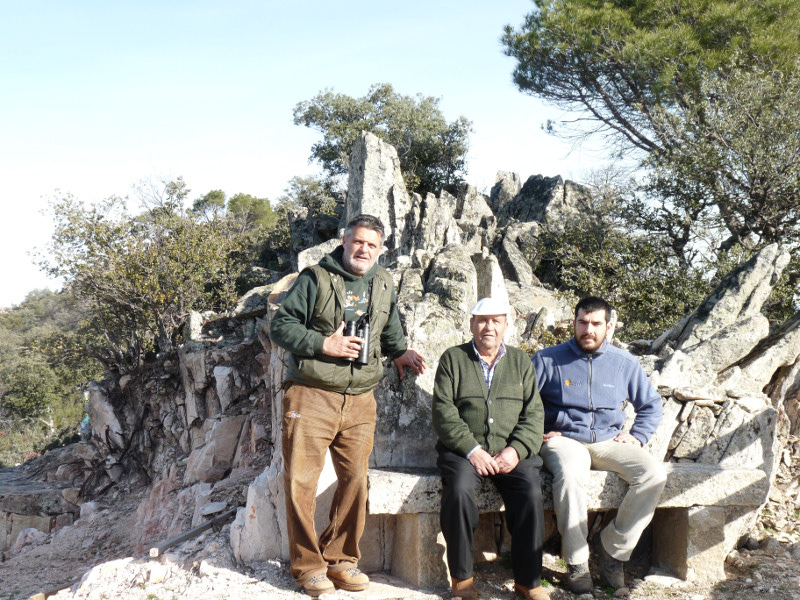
[672,406,716,460]
[494,174,592,228]
[496,222,541,287]
[87,382,126,451]
[10,527,48,554]
[424,245,478,317]
[655,243,789,355]
[184,416,247,484]
[455,184,496,253]
[412,191,461,253]
[345,131,412,254]
[178,347,207,426]
[297,238,339,273]
[765,357,800,434]
[213,365,242,413]
[489,171,521,215]
[230,285,272,319]
[287,205,339,257]
[735,311,800,392]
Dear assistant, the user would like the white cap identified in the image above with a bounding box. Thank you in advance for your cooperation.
[469,297,510,316]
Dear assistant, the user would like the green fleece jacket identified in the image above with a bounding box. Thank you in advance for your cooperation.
[432,343,544,460]
[269,246,407,394]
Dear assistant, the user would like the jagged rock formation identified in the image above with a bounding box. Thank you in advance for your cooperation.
[5,131,800,585]
[228,131,800,579]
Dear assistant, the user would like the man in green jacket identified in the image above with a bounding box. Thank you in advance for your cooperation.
[432,297,548,600]
[270,214,426,597]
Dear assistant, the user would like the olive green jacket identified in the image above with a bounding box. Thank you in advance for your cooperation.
[432,343,544,460]
[269,246,407,394]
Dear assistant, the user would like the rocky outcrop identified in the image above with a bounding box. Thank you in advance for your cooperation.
[11,131,792,584]
[227,133,800,579]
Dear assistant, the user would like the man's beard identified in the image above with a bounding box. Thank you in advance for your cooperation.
[577,334,604,352]
[343,254,372,276]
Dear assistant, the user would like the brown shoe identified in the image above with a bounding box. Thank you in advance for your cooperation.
[299,573,335,597]
[514,584,549,600]
[327,566,369,592]
[451,577,478,600]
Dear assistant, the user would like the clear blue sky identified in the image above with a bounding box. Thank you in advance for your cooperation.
[0,0,604,308]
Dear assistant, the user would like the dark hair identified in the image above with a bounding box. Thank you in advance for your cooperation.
[344,214,385,242]
[574,296,613,323]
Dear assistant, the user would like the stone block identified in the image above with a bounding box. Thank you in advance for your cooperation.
[55,512,73,531]
[8,513,52,548]
[359,514,393,573]
[652,506,726,583]
[391,512,448,588]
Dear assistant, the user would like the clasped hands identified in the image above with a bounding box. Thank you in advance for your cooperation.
[468,446,519,476]
[323,321,426,380]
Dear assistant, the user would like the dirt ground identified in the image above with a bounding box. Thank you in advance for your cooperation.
[2,435,798,600]
[1,485,798,600]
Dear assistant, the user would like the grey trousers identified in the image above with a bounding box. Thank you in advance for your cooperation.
[540,435,666,564]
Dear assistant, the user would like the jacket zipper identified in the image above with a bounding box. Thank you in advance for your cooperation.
[589,354,595,442]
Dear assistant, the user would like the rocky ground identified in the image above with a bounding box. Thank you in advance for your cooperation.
[1,435,798,600]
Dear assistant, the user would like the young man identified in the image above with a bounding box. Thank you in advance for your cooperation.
[270,214,426,596]
[532,296,665,593]
[432,297,548,600]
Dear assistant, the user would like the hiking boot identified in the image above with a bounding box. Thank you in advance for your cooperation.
[598,543,625,589]
[327,566,369,592]
[514,583,549,600]
[299,574,335,597]
[451,576,478,600]
[567,562,593,594]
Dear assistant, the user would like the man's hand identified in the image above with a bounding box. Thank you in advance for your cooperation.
[393,349,427,381]
[468,448,500,476]
[614,431,642,446]
[493,447,519,474]
[542,431,562,443]
[322,321,362,359]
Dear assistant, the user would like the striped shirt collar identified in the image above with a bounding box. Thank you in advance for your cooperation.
[472,341,506,391]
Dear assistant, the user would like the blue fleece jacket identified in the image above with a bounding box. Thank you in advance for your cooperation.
[531,338,662,445]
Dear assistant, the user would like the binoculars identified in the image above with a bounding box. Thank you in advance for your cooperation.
[343,314,370,365]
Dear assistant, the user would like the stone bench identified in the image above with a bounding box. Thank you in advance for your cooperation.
[366,463,769,588]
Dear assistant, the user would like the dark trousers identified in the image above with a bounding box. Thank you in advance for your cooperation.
[437,446,545,588]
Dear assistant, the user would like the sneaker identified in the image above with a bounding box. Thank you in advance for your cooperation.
[451,577,478,600]
[514,583,549,600]
[567,562,593,594]
[299,574,335,597]
[327,566,369,592]
[597,543,625,589]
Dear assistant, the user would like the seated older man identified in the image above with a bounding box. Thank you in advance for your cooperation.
[432,297,548,600]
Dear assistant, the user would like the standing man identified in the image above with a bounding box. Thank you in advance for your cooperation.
[270,214,426,597]
[433,298,549,600]
[532,296,666,593]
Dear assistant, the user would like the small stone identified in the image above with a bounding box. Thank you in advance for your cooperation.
[613,587,630,598]
[200,501,227,516]
[147,563,169,584]
[80,501,100,520]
